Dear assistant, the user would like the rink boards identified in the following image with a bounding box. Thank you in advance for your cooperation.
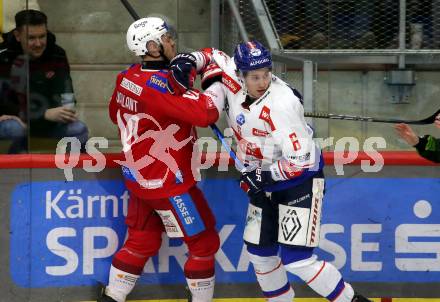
[82,299,440,302]
[0,153,439,301]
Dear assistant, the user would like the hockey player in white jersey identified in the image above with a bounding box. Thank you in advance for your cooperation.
[195,41,372,302]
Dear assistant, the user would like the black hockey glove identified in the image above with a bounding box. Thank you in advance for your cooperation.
[167,53,197,95]
[240,167,274,196]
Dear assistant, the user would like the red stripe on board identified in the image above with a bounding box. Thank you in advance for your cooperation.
[0,153,124,169]
[0,151,437,169]
[381,298,393,302]
[326,151,438,166]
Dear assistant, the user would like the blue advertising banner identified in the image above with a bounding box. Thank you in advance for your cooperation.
[10,178,440,288]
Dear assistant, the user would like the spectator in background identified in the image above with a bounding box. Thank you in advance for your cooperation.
[270,0,328,49]
[0,9,88,153]
[375,0,433,49]
[394,114,440,163]
[270,0,376,49]
[0,82,27,153]
[1,0,40,39]
[328,0,376,49]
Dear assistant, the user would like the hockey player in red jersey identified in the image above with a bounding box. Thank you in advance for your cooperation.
[193,42,372,302]
[99,17,221,302]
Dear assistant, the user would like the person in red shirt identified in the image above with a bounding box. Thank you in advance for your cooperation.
[99,17,220,302]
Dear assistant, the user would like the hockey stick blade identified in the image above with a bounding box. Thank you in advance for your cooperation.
[120,0,140,20]
[304,108,440,125]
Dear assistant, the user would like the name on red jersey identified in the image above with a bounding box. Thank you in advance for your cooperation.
[116,91,139,112]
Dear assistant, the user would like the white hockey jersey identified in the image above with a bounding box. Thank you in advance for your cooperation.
[202,50,323,184]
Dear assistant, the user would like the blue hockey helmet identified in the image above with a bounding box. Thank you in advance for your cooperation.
[233,41,272,72]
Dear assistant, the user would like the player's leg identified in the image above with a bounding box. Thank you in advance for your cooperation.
[276,174,371,302]
[99,194,164,302]
[283,251,355,302]
[244,193,295,302]
[168,186,220,302]
[283,250,371,302]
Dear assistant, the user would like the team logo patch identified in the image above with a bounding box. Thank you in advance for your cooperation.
[147,74,168,93]
[45,71,55,79]
[280,208,302,242]
[120,77,143,96]
[236,113,245,126]
[250,48,262,56]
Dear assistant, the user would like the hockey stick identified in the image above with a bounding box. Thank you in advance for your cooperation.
[304,108,440,125]
[120,0,140,20]
[210,124,247,172]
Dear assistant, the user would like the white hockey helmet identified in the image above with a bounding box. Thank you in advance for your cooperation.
[126,17,169,56]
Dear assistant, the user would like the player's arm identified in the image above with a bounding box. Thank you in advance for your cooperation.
[192,48,237,91]
[162,52,226,126]
[108,72,124,124]
[268,96,318,181]
[414,135,440,163]
[156,82,225,127]
[240,92,319,196]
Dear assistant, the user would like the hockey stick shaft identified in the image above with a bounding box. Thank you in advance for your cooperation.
[120,0,140,20]
[304,108,440,125]
[210,124,247,172]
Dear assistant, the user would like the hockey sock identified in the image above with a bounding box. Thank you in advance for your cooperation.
[105,265,140,302]
[186,276,215,302]
[248,253,295,302]
[333,282,355,302]
[184,254,215,302]
[285,255,354,302]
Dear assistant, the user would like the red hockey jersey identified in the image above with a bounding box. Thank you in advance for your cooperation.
[109,61,219,199]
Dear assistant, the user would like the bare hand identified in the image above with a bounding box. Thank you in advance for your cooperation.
[394,123,419,146]
[44,107,77,123]
[0,114,27,128]
[435,113,440,129]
